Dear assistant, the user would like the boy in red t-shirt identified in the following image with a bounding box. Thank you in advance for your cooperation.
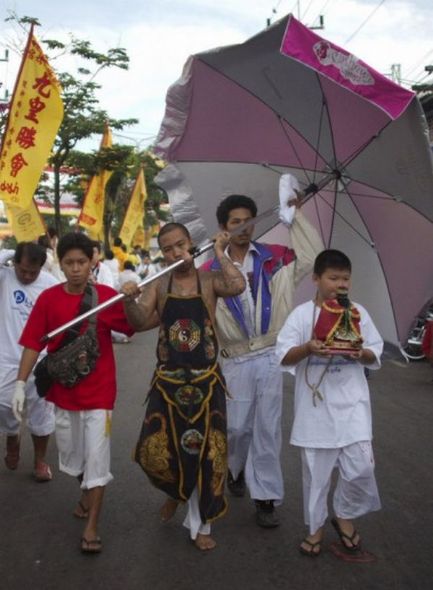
[12,233,134,554]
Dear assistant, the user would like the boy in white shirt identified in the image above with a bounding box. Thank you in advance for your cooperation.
[275,249,383,558]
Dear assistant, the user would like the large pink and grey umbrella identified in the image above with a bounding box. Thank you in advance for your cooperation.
[154,15,433,352]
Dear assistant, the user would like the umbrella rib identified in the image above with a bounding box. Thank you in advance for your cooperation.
[338,118,393,172]
[195,59,340,186]
[313,72,338,183]
[277,115,315,184]
[311,96,325,181]
[341,182,402,343]
[315,188,375,248]
[312,187,329,246]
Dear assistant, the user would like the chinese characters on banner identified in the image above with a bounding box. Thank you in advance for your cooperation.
[0,27,64,211]
[78,125,113,240]
[119,168,147,248]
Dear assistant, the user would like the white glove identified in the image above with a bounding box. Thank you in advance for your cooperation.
[12,381,26,423]
[278,173,300,226]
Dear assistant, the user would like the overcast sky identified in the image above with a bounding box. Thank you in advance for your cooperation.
[0,0,432,149]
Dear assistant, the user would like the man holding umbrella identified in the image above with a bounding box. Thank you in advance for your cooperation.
[202,174,323,527]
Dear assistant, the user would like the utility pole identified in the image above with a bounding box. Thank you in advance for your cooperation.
[266,2,324,29]
[390,64,402,84]
[310,15,324,30]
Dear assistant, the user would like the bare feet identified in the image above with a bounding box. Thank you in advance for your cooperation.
[195,533,216,551]
[4,435,20,470]
[160,498,179,522]
[73,500,89,519]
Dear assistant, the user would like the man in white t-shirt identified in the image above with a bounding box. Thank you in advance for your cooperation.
[90,241,114,288]
[137,252,157,281]
[101,251,120,290]
[0,243,58,481]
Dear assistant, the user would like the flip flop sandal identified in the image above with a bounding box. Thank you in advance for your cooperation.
[331,517,361,552]
[73,501,89,519]
[299,538,321,557]
[81,537,102,554]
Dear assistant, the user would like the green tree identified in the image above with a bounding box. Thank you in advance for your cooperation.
[102,148,169,250]
[55,145,169,250]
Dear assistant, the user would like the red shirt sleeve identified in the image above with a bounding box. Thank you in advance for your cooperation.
[19,289,51,352]
[95,284,135,337]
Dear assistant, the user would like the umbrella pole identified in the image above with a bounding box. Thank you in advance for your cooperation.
[299,170,341,203]
[42,203,280,342]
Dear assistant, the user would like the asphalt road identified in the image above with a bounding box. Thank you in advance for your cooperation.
[1,330,432,590]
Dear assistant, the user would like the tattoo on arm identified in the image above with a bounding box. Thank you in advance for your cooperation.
[123,283,159,331]
[213,256,246,297]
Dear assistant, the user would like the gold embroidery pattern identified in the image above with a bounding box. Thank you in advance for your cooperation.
[137,413,176,483]
[207,426,227,496]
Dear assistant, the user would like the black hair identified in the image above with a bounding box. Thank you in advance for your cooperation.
[157,223,191,246]
[57,232,94,261]
[91,240,102,254]
[113,237,122,247]
[313,249,352,276]
[47,226,58,239]
[105,249,114,260]
[37,234,51,249]
[123,260,135,271]
[14,242,47,267]
[216,194,257,227]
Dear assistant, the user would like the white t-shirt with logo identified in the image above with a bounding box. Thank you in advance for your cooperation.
[0,262,58,370]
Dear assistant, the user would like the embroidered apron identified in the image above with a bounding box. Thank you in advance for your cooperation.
[135,274,228,523]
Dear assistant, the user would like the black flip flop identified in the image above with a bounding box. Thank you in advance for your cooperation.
[331,517,361,552]
[299,538,321,557]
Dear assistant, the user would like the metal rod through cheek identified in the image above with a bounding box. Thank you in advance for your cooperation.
[42,203,281,342]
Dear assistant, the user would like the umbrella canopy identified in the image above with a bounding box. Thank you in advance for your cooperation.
[154,15,433,351]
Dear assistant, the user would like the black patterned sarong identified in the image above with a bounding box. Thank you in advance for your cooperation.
[135,274,228,523]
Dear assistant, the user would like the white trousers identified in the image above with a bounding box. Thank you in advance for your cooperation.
[55,408,114,490]
[301,441,381,535]
[222,349,284,503]
[0,366,55,436]
[183,487,211,539]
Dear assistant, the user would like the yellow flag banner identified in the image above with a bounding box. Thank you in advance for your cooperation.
[6,198,46,242]
[0,27,64,209]
[78,126,113,239]
[119,168,147,248]
[131,226,145,248]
